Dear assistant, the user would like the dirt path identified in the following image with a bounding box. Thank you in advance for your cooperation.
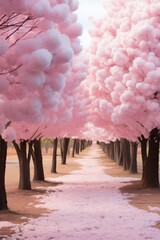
[1,144,160,240]
[0,150,80,238]
[100,149,160,224]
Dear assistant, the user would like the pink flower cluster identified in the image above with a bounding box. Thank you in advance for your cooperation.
[86,0,160,141]
[0,0,86,141]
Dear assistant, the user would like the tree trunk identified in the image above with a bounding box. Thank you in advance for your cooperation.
[13,140,32,190]
[83,140,86,150]
[61,138,70,165]
[142,128,159,188]
[75,139,80,155]
[60,138,63,160]
[129,141,138,174]
[0,136,8,210]
[139,136,148,181]
[109,142,115,161]
[118,140,123,166]
[51,138,58,173]
[122,138,131,171]
[104,143,109,157]
[114,140,120,163]
[72,139,77,158]
[32,139,44,181]
[100,142,105,154]
[80,140,83,152]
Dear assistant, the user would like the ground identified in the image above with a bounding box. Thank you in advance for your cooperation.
[0,144,160,239]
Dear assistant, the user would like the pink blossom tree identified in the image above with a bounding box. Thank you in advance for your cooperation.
[87,0,160,187]
[0,1,38,209]
[44,51,90,169]
[0,0,83,209]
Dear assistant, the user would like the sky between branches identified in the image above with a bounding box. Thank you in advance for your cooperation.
[77,0,105,48]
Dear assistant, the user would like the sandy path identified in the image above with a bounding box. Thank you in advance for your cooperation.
[2,144,159,240]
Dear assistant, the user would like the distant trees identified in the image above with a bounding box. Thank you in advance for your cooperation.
[100,139,138,174]
[42,138,53,153]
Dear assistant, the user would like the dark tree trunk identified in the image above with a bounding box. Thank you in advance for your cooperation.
[110,142,115,161]
[32,139,44,181]
[0,136,8,210]
[100,142,105,154]
[60,138,63,160]
[61,138,70,165]
[107,143,111,159]
[72,139,77,158]
[114,140,120,163]
[13,140,32,190]
[80,139,85,151]
[104,143,108,156]
[122,138,131,171]
[139,136,148,181]
[80,140,83,152]
[129,142,138,174]
[75,139,80,155]
[102,142,108,157]
[67,141,71,156]
[142,128,159,188]
[83,140,87,150]
[118,140,123,166]
[51,138,58,173]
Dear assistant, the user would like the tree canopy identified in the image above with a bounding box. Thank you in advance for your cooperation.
[1,0,160,144]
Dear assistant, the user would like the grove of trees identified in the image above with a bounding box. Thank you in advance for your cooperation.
[85,0,160,188]
[1,0,160,211]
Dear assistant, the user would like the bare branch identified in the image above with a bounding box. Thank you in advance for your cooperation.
[0,64,22,75]
[28,127,42,141]
[6,16,33,40]
[5,121,11,129]
[10,18,40,47]
[0,13,20,28]
[0,14,7,23]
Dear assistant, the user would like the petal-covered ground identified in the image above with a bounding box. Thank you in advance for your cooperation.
[1,145,160,240]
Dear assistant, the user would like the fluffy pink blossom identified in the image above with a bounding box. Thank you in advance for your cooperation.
[2,127,16,142]
[86,0,160,141]
[0,0,83,141]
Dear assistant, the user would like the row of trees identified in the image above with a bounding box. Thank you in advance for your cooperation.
[0,0,91,211]
[0,137,92,210]
[1,0,160,210]
[84,0,160,187]
[99,130,159,188]
[99,140,138,174]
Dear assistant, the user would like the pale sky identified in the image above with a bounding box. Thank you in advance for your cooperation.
[76,0,105,48]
